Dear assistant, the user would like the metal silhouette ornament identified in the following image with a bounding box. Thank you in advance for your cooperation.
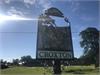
[36,7,74,59]
[38,14,56,27]
[44,7,64,17]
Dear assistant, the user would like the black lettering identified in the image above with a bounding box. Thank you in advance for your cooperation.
[39,52,45,58]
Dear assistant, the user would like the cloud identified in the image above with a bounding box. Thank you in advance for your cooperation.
[0,0,4,5]
[80,16,95,22]
[5,0,11,4]
[38,0,52,11]
[0,0,15,4]
[70,1,80,12]
[72,2,80,12]
[24,0,36,5]
[23,0,52,11]
[7,7,24,16]
[0,0,25,17]
[0,0,53,18]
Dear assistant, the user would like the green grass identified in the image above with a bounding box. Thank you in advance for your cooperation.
[0,66,99,75]
[1,66,52,75]
[62,65,99,75]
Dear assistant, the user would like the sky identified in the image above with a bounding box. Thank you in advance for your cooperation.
[0,0,99,62]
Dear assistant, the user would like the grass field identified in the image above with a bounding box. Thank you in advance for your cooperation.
[0,65,99,75]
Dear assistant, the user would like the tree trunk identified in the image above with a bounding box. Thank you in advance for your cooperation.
[95,54,99,68]
[53,60,61,75]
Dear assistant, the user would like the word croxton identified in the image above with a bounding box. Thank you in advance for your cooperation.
[38,51,72,59]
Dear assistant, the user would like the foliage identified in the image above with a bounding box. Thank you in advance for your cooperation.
[12,59,20,66]
[0,59,8,69]
[79,27,99,67]
[20,55,34,66]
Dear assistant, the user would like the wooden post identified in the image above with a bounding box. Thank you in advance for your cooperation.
[53,60,61,75]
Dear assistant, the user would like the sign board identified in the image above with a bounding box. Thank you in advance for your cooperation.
[36,15,74,59]
[36,24,74,59]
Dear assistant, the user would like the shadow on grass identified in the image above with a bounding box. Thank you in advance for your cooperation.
[64,69,95,74]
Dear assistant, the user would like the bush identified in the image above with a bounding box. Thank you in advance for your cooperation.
[1,63,9,69]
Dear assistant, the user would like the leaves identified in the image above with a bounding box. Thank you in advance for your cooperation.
[79,27,99,66]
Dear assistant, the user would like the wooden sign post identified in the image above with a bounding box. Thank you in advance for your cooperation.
[36,7,74,75]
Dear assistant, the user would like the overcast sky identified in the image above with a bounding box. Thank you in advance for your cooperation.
[0,0,99,62]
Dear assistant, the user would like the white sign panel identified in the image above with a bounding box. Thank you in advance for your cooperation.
[37,51,73,59]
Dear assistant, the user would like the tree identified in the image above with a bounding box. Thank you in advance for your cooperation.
[0,59,8,69]
[13,59,19,66]
[20,55,34,66]
[79,27,99,67]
